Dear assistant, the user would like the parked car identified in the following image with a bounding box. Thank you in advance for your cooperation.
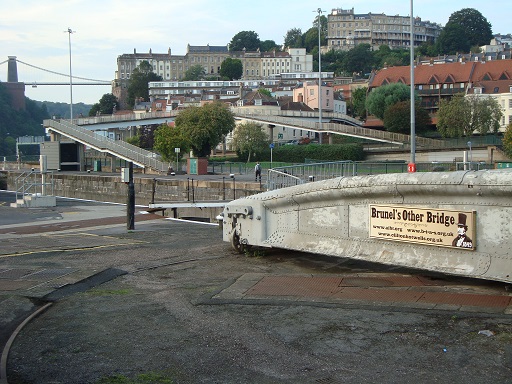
[285,140,299,145]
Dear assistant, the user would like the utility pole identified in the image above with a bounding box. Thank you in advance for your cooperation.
[316,8,324,144]
[408,3,416,172]
[65,27,75,120]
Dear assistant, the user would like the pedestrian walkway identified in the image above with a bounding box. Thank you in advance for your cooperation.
[211,273,512,315]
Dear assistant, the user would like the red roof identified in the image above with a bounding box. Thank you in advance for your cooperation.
[369,59,512,88]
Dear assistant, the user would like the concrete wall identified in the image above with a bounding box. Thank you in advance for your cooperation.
[4,172,261,221]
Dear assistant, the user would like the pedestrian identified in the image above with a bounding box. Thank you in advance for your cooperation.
[255,162,262,182]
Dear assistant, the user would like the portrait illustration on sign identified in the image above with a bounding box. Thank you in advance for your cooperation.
[451,213,473,248]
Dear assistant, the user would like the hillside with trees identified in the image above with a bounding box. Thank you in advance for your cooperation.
[0,83,50,156]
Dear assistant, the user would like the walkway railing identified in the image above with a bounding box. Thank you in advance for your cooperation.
[14,169,54,202]
[236,113,443,147]
[267,160,356,190]
[44,119,168,173]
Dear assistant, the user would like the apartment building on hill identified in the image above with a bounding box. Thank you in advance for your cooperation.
[327,7,441,51]
[113,46,313,108]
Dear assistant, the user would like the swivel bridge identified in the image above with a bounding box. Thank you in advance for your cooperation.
[222,169,512,284]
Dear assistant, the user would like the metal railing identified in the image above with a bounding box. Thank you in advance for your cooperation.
[267,160,356,190]
[14,169,54,203]
[44,119,168,173]
[236,113,443,148]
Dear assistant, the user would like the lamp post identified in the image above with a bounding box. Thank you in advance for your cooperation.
[242,47,246,80]
[65,27,75,120]
[316,8,324,144]
[175,147,181,173]
[467,141,472,170]
[408,0,416,173]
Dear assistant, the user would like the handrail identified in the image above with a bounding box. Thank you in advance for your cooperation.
[267,169,304,191]
[44,119,168,173]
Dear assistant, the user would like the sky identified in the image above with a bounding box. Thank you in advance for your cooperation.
[0,0,509,106]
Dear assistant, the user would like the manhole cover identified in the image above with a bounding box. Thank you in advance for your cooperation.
[340,277,393,287]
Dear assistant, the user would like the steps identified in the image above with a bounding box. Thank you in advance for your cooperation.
[10,194,57,208]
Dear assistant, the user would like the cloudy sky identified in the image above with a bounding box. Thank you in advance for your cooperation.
[0,0,508,105]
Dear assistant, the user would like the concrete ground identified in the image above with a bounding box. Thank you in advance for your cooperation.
[0,195,511,383]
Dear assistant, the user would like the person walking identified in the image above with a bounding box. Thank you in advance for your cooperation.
[255,162,262,182]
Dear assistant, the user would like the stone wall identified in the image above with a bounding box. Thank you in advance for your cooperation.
[5,173,259,205]
[4,172,261,222]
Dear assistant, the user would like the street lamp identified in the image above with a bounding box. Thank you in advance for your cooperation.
[467,141,472,170]
[65,27,75,120]
[408,0,416,173]
[175,147,181,173]
[316,8,324,144]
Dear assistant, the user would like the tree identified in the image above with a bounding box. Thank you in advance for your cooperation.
[383,101,431,134]
[231,122,269,163]
[373,46,409,67]
[0,83,48,156]
[322,49,347,76]
[304,28,320,53]
[219,58,243,80]
[175,101,235,157]
[284,28,304,48]
[313,14,328,46]
[343,44,374,76]
[229,31,260,51]
[366,83,412,120]
[446,8,493,47]
[183,64,206,81]
[502,123,512,159]
[88,93,118,116]
[127,61,163,108]
[260,40,279,52]
[436,94,503,137]
[350,87,368,119]
[436,23,471,55]
[153,123,191,162]
[467,96,503,135]
[416,42,439,57]
[257,88,272,97]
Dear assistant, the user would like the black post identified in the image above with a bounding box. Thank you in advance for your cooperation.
[232,176,236,200]
[191,178,195,203]
[127,162,135,230]
[151,178,156,204]
[187,178,190,201]
[222,177,226,200]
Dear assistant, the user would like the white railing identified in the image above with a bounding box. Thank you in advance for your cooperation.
[44,119,168,173]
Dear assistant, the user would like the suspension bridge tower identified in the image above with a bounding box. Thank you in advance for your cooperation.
[5,56,26,110]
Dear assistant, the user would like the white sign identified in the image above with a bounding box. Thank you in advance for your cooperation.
[369,204,475,250]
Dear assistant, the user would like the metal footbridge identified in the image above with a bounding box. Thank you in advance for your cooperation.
[43,109,442,174]
[44,118,169,173]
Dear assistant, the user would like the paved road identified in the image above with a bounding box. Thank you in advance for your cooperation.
[0,195,511,383]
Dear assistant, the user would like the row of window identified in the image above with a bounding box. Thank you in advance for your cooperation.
[329,17,432,26]
[262,61,290,67]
